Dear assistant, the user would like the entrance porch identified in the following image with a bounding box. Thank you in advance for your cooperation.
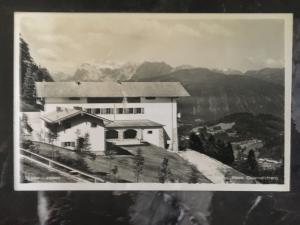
[106,128,146,146]
[105,119,165,147]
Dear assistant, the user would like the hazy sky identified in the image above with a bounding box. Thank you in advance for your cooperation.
[18,13,285,74]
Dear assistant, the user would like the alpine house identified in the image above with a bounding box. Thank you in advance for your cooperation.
[34,81,190,154]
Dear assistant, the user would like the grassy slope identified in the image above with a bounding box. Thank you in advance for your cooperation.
[21,159,76,183]
[120,144,210,183]
[31,141,210,183]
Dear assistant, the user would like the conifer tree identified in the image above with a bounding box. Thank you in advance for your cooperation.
[21,113,33,133]
[158,157,169,183]
[208,134,215,145]
[189,166,199,183]
[111,165,118,182]
[20,37,33,85]
[134,148,144,182]
[22,66,37,104]
[247,149,258,175]
[226,142,235,164]
[221,142,235,165]
[189,132,203,152]
[47,129,58,160]
[82,133,91,152]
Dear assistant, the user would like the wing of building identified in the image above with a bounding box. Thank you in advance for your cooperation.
[31,81,190,154]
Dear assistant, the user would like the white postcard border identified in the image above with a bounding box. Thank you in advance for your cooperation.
[14,13,293,191]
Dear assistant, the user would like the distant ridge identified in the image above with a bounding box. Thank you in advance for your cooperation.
[129,64,284,121]
[50,61,284,122]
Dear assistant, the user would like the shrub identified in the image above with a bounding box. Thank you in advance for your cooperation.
[21,139,33,149]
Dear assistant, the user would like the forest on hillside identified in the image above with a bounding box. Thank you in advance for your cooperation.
[20,37,53,111]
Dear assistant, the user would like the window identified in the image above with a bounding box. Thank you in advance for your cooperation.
[145,97,156,100]
[123,108,134,114]
[100,108,112,114]
[147,130,153,134]
[84,108,115,114]
[116,108,144,114]
[69,97,80,100]
[91,122,97,128]
[135,108,144,114]
[106,129,118,139]
[124,129,137,139]
[105,108,114,114]
[135,108,140,114]
[117,108,124,114]
[63,122,71,129]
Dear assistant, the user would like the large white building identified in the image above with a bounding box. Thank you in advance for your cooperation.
[32,81,189,154]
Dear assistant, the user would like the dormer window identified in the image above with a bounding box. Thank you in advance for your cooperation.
[145,97,156,100]
[122,97,128,103]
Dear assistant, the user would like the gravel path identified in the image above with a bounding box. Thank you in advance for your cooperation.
[179,149,257,184]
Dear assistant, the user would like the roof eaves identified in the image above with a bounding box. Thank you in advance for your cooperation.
[41,110,113,125]
[40,110,81,124]
[106,120,165,128]
[40,115,53,123]
[82,111,113,123]
[106,125,164,128]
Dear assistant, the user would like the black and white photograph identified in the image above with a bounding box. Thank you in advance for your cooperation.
[14,13,292,191]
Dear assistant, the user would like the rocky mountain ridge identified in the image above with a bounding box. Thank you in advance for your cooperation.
[51,61,284,122]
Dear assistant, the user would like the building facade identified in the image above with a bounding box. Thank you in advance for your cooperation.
[40,109,108,152]
[33,81,190,153]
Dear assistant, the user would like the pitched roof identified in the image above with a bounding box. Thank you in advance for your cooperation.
[41,109,163,128]
[35,82,190,98]
[40,108,111,124]
[106,119,164,128]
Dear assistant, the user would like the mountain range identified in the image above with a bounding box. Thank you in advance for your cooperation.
[52,61,284,122]
[52,62,140,82]
[130,63,284,121]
